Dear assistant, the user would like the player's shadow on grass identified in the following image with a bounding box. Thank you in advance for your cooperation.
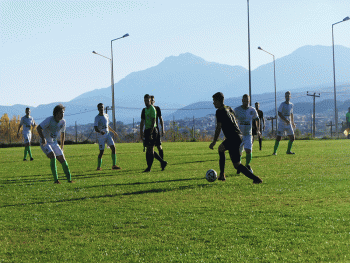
[81,177,202,189]
[1,182,211,208]
[171,160,217,165]
[1,175,54,185]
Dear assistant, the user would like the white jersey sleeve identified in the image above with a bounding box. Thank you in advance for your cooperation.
[234,106,258,136]
[278,102,293,121]
[39,116,65,143]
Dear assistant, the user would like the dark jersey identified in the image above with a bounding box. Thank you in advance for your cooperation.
[154,106,162,127]
[252,110,264,130]
[216,105,242,139]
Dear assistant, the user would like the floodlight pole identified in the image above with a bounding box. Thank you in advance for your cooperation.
[111,33,129,133]
[247,0,252,105]
[332,16,349,138]
[258,46,278,133]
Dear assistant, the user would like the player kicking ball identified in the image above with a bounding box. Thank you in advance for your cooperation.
[140,94,167,172]
[234,94,260,174]
[94,103,121,171]
[209,92,262,184]
[273,91,296,155]
[37,104,74,184]
[17,107,36,161]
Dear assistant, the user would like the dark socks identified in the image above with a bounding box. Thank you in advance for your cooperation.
[154,152,164,163]
[238,164,260,181]
[159,149,164,160]
[219,151,225,174]
[146,152,154,169]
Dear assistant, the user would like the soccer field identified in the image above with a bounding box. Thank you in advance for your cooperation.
[1,140,350,262]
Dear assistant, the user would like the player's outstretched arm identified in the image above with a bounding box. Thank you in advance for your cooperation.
[37,125,46,145]
[108,125,118,137]
[60,132,65,152]
[17,124,22,138]
[159,116,165,136]
[140,119,145,140]
[209,122,222,150]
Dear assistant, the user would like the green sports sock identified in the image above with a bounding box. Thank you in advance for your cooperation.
[246,153,252,166]
[61,161,72,181]
[50,158,58,181]
[98,158,102,168]
[28,146,33,158]
[112,154,117,166]
[273,140,280,153]
[287,140,294,153]
[24,146,28,159]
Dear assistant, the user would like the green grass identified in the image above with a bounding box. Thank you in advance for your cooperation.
[1,140,350,262]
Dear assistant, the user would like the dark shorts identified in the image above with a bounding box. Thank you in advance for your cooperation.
[221,136,242,163]
[144,128,158,147]
[155,127,162,146]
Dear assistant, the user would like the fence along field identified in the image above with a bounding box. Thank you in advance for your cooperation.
[1,140,350,261]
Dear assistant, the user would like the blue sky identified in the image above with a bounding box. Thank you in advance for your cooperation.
[1,0,349,106]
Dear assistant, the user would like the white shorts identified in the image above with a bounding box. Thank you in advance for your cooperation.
[40,141,64,157]
[98,132,114,151]
[239,135,253,153]
[23,132,32,144]
[277,121,294,136]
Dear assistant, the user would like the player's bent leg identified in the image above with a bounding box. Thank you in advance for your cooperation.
[217,143,226,181]
[245,148,253,173]
[286,134,295,154]
[57,155,73,183]
[97,150,104,170]
[273,135,282,155]
[144,146,154,172]
[233,161,262,184]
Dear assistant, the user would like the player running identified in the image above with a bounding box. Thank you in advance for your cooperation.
[150,95,165,161]
[252,102,265,150]
[94,103,121,171]
[140,94,167,172]
[234,94,260,173]
[209,92,262,184]
[37,104,74,184]
[273,91,296,155]
[17,107,36,161]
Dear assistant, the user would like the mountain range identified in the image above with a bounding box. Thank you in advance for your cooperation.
[1,45,349,126]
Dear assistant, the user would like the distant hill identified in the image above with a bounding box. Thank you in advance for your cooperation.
[1,45,349,125]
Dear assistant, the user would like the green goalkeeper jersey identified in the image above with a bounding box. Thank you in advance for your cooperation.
[346,112,350,122]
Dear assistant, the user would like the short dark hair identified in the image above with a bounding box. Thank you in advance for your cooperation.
[144,94,150,99]
[255,102,259,105]
[53,104,65,117]
[243,94,250,99]
[25,107,30,111]
[97,103,103,108]
[212,92,224,102]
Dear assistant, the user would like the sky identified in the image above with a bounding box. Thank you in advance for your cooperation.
[1,0,349,107]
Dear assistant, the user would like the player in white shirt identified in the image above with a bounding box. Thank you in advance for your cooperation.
[17,107,36,161]
[273,91,296,155]
[234,94,260,173]
[37,104,74,184]
[94,103,121,171]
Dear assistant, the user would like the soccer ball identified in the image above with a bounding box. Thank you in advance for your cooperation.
[206,169,217,182]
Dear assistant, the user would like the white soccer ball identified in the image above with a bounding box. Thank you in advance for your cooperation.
[206,169,217,182]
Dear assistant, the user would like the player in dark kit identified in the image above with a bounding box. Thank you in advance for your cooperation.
[252,102,265,150]
[140,94,168,172]
[150,95,165,161]
[209,92,262,183]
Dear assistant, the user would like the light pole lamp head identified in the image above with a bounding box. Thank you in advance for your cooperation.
[123,33,129,38]
[343,16,350,21]
[258,46,262,50]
